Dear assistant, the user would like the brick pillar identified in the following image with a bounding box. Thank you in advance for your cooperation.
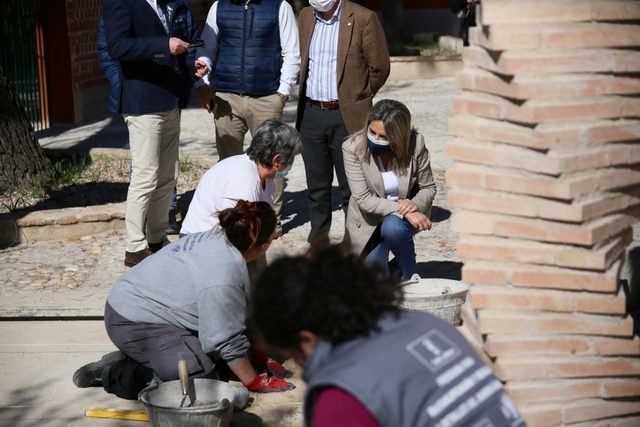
[447,1,640,425]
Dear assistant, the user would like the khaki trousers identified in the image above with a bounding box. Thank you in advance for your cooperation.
[124,108,180,252]
[213,92,285,217]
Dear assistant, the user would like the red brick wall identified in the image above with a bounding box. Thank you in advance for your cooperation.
[65,0,106,93]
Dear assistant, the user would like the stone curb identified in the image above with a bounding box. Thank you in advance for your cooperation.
[0,203,126,248]
[389,56,462,81]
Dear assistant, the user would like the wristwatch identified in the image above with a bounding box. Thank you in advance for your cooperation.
[276,92,289,102]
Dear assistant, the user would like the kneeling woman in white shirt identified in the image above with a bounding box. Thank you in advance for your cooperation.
[342,99,437,279]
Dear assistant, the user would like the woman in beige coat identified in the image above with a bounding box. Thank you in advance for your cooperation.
[342,99,437,279]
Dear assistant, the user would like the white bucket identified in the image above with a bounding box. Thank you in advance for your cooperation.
[400,276,470,325]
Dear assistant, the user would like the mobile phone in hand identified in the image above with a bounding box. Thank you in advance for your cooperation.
[190,39,205,48]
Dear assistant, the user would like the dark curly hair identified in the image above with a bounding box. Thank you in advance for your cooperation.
[251,246,404,349]
[218,200,276,253]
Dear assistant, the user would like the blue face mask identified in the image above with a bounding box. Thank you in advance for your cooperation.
[367,134,391,156]
[276,162,292,179]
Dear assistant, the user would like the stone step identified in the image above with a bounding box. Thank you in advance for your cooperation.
[0,203,126,248]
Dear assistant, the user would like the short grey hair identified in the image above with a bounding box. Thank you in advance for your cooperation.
[246,119,302,166]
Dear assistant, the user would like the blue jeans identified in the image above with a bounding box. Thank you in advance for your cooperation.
[363,215,416,280]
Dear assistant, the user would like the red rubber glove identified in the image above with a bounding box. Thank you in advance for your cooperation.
[266,358,293,379]
[246,374,295,393]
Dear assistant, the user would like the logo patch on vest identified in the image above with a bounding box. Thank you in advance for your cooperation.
[406,330,461,372]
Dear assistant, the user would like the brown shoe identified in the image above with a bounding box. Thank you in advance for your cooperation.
[124,248,153,267]
[148,238,170,253]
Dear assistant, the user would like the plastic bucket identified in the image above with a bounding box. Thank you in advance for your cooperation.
[400,276,470,325]
[139,378,249,427]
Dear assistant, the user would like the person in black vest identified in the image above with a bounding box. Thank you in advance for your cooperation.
[103,0,200,267]
[252,246,526,427]
[194,0,301,237]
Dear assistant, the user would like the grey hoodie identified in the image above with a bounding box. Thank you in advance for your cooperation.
[107,230,251,365]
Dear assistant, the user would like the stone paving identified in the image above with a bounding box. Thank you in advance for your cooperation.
[0,78,460,425]
[1,78,460,315]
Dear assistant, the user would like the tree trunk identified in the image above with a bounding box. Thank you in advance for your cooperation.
[0,66,52,190]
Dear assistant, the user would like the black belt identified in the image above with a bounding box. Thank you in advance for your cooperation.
[307,98,340,110]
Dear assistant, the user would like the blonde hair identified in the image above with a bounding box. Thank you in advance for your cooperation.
[355,99,415,176]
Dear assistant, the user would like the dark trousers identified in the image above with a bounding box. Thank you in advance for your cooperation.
[103,303,217,400]
[299,103,351,245]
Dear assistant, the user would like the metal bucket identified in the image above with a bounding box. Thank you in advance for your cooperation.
[139,378,249,427]
[401,276,470,326]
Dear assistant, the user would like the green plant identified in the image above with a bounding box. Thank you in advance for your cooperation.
[115,157,131,178]
[0,183,27,211]
[179,155,197,173]
[49,157,89,186]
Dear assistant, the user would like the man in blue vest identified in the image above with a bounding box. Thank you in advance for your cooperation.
[103,0,198,267]
[194,0,300,237]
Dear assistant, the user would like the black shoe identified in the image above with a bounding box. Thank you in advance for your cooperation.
[167,209,181,235]
[148,238,170,253]
[73,351,126,388]
[308,236,330,250]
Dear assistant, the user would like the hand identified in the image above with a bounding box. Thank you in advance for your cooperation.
[169,37,189,55]
[194,60,209,78]
[245,374,295,393]
[405,212,432,232]
[196,85,214,113]
[397,199,418,216]
[276,93,287,109]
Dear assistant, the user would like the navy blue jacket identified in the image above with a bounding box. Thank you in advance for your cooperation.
[215,0,282,96]
[103,0,197,114]
[97,16,120,114]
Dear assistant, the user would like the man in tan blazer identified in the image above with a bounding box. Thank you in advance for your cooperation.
[296,0,390,248]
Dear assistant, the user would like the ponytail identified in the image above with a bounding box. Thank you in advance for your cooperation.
[218,200,277,253]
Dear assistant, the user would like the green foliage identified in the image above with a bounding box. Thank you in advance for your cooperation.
[391,33,460,58]
[1,151,206,213]
[0,153,127,212]
[50,156,88,186]
[179,155,197,173]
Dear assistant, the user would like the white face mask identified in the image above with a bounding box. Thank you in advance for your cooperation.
[309,0,337,13]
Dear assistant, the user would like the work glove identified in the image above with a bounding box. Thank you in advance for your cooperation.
[266,358,293,379]
[245,374,295,393]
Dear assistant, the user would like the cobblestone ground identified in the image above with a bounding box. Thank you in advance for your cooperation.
[1,232,126,294]
[1,77,459,426]
[1,78,460,294]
